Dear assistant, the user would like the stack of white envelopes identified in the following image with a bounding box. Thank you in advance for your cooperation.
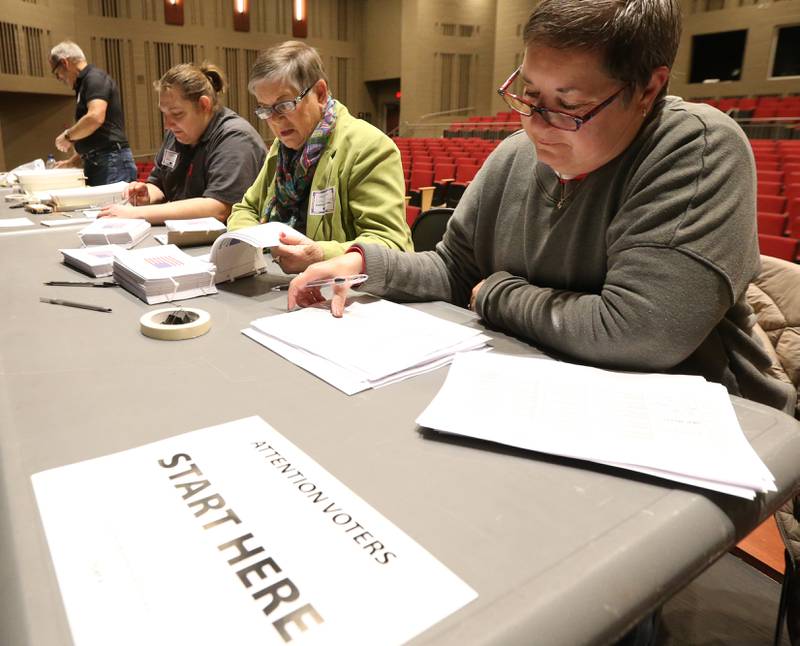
[113,244,217,304]
[78,218,150,249]
[243,299,491,395]
[59,244,121,277]
[154,217,227,247]
[49,181,127,210]
[417,352,777,499]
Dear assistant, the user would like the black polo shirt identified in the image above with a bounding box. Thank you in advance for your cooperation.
[73,64,128,156]
[147,107,267,205]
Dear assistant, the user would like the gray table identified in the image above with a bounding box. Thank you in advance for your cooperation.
[1,216,800,646]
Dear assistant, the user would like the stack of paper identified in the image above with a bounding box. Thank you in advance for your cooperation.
[48,181,127,210]
[243,299,491,395]
[59,245,121,277]
[416,352,777,499]
[15,168,85,193]
[154,218,227,247]
[209,222,298,283]
[78,218,150,249]
[113,244,217,304]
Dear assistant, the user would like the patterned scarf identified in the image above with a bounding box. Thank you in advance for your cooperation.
[263,97,337,232]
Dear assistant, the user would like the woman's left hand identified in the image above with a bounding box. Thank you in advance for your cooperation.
[270,230,324,274]
[470,280,485,311]
[98,203,140,219]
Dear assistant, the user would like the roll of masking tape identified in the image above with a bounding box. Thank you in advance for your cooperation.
[139,307,211,341]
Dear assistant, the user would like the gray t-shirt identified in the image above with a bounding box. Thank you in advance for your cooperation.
[148,107,267,206]
[359,96,795,414]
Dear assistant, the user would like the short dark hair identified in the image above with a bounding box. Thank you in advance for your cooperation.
[523,0,681,99]
[248,41,329,96]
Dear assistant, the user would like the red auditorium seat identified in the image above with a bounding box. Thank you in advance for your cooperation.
[757,170,784,183]
[758,195,787,214]
[758,233,799,261]
[405,205,421,228]
[757,181,781,196]
[756,160,780,172]
[788,199,800,237]
[785,184,800,202]
[757,213,787,236]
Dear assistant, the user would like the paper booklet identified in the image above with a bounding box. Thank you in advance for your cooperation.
[31,416,477,646]
[154,217,227,247]
[112,244,217,304]
[48,181,127,211]
[416,352,777,499]
[59,245,122,278]
[243,299,491,395]
[209,222,299,283]
[78,218,151,249]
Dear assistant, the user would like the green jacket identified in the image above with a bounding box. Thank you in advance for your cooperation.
[227,101,413,259]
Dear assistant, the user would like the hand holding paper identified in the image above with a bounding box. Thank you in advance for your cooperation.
[270,229,324,274]
[125,181,152,206]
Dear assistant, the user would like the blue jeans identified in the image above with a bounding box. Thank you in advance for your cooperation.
[83,147,137,186]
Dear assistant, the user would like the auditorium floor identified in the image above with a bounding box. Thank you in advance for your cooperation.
[659,553,789,645]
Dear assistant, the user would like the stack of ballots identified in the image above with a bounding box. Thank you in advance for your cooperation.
[112,245,217,304]
[417,352,777,499]
[242,298,491,395]
[59,245,121,277]
[78,218,150,249]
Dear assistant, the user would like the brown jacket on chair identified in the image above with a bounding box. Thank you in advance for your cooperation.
[747,255,800,644]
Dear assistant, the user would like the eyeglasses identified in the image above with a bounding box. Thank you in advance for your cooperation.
[51,59,64,78]
[254,85,315,120]
[497,67,627,132]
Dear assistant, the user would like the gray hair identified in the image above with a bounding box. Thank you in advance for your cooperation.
[49,40,86,67]
[523,0,681,101]
[247,41,329,96]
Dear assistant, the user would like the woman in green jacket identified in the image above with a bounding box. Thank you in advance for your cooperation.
[228,41,413,274]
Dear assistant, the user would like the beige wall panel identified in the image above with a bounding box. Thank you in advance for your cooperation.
[362,0,401,81]
[0,91,73,169]
[399,0,496,136]
[492,0,532,115]
[673,0,800,99]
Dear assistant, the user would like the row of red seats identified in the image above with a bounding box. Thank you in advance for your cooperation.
[135,161,155,182]
[697,96,800,119]
[750,139,800,152]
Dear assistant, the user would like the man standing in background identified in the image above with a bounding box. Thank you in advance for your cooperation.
[50,40,137,186]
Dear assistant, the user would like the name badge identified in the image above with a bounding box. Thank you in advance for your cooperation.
[163,149,179,169]
[309,187,335,215]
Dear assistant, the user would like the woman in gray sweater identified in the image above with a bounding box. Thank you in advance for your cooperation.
[288,0,795,415]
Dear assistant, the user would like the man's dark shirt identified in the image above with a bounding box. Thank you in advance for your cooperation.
[73,64,128,156]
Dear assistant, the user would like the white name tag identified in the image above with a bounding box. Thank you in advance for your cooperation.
[162,149,179,170]
[309,187,335,215]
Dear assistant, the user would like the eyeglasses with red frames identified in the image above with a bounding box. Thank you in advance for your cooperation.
[497,66,628,132]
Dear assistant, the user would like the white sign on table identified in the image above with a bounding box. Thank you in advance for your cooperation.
[32,416,476,646]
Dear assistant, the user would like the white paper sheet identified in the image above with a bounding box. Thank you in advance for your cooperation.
[32,416,477,646]
[243,326,491,395]
[250,300,490,382]
[0,217,35,227]
[244,299,491,394]
[41,218,94,227]
[416,352,776,498]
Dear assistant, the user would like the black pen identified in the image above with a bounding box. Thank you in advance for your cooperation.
[44,281,118,288]
[39,297,112,313]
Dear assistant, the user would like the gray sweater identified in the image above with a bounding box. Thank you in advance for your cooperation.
[360,96,795,414]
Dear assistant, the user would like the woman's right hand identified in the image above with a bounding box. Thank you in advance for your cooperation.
[125,182,151,206]
[287,252,365,317]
